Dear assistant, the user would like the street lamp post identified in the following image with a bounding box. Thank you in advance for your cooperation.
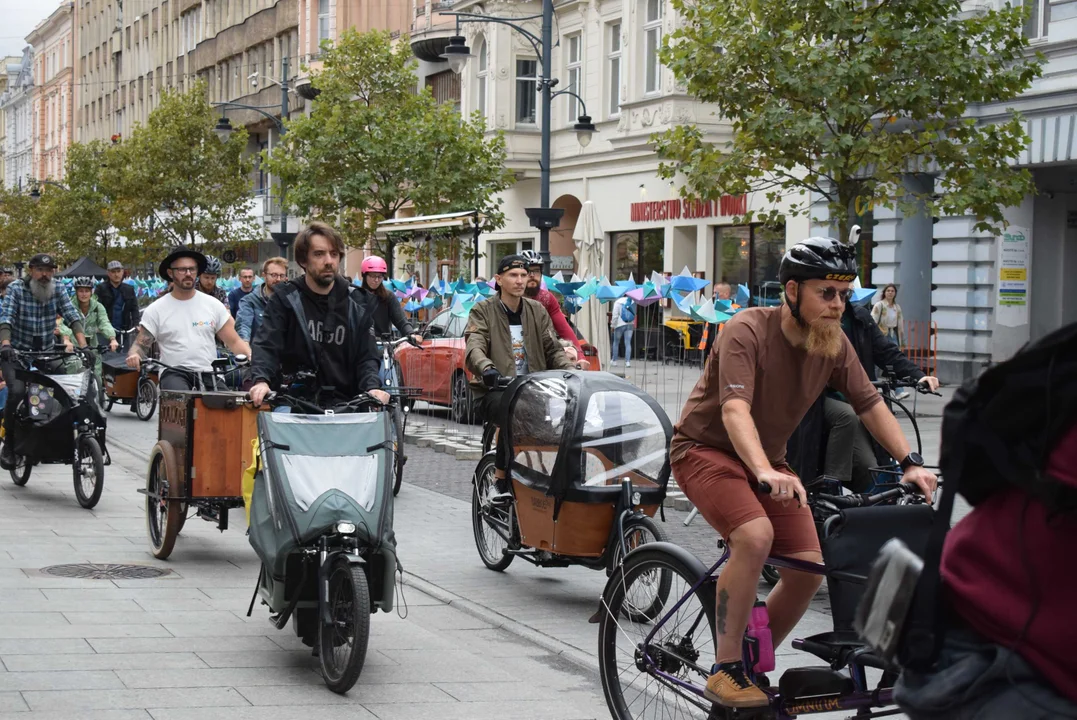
[28,179,69,199]
[440,1,597,276]
[212,57,292,257]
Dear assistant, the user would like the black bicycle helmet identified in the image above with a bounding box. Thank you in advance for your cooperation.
[72,276,95,288]
[203,255,223,276]
[778,236,859,287]
[520,249,544,267]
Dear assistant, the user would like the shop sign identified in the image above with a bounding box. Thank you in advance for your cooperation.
[995,227,1029,328]
[549,255,575,271]
[630,195,747,223]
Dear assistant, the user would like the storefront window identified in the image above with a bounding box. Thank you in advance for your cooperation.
[714,224,784,306]
[488,240,534,275]
[611,230,663,282]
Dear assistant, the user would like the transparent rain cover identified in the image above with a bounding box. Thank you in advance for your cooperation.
[580,391,666,487]
[281,454,379,512]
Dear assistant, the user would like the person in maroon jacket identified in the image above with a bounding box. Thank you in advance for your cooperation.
[520,250,583,363]
[895,419,1077,719]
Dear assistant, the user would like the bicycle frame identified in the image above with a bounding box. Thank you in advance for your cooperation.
[637,548,894,719]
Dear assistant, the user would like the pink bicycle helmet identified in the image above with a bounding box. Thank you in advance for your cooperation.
[361,256,388,274]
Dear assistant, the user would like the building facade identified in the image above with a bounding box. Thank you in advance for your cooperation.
[0,55,22,187]
[27,2,76,183]
[1,49,35,191]
[440,0,806,300]
[75,0,301,262]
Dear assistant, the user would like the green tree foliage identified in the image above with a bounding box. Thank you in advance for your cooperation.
[33,141,114,265]
[655,0,1043,238]
[263,30,514,272]
[108,81,262,263]
[0,185,48,264]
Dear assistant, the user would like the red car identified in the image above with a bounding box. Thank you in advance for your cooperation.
[395,308,601,423]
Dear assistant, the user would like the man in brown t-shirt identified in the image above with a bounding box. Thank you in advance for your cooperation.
[671,236,938,709]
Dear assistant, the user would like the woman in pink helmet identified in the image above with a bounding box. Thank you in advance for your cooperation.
[357,256,421,344]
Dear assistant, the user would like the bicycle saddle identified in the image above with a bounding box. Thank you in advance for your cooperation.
[792,631,889,670]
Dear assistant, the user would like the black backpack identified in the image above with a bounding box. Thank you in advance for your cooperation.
[940,320,1077,513]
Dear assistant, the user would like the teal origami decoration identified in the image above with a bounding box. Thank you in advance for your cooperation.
[736,284,751,306]
[574,277,600,300]
[596,283,627,301]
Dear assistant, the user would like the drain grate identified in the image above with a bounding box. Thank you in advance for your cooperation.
[41,563,172,580]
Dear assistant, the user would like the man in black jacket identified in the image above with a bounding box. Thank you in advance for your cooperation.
[248,222,388,407]
[95,261,139,350]
[787,300,940,490]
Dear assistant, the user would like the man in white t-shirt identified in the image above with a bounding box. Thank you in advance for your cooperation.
[126,248,251,391]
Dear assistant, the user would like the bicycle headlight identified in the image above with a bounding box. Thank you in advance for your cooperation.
[335,522,357,535]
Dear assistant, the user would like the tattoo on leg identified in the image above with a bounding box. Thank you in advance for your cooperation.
[717,589,729,636]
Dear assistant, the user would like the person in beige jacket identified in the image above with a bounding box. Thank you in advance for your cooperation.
[871,284,904,346]
[465,254,577,485]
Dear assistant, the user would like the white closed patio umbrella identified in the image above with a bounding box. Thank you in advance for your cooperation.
[572,200,610,370]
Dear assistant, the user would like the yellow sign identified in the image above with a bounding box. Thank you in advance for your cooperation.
[1000,268,1026,281]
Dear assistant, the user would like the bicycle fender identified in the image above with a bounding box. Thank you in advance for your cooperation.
[328,550,367,566]
[620,541,711,584]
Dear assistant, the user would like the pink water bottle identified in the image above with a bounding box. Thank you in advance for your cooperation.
[746,601,775,673]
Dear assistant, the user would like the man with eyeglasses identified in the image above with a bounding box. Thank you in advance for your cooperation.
[126,248,251,391]
[519,250,582,362]
[668,236,938,709]
[236,257,288,343]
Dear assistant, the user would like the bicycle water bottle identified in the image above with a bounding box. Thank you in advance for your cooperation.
[746,601,775,672]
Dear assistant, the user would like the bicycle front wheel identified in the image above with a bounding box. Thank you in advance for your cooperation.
[599,550,716,720]
[391,405,405,496]
[319,559,370,694]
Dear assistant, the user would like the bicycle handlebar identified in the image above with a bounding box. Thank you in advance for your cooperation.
[814,482,921,510]
[378,335,423,350]
[871,376,942,397]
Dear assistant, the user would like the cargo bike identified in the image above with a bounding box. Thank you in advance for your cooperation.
[141,358,260,559]
[246,389,399,694]
[1,347,109,508]
[101,351,160,420]
[472,370,674,580]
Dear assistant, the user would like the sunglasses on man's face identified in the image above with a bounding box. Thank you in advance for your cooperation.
[814,285,854,304]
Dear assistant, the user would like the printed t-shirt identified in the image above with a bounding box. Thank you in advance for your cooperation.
[139,292,232,372]
[296,277,352,393]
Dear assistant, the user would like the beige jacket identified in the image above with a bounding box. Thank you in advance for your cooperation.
[464,295,574,397]
[871,300,904,344]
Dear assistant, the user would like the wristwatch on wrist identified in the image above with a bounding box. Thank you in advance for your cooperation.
[899,452,925,471]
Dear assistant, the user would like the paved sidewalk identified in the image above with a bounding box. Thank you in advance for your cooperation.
[0,441,610,720]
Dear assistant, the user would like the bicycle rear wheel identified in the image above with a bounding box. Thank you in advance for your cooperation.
[599,550,716,720]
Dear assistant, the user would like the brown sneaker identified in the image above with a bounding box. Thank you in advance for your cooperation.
[704,661,769,708]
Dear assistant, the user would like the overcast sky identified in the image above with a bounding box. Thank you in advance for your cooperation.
[0,1,66,59]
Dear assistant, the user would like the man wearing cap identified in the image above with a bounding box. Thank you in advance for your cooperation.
[95,260,139,351]
[464,254,578,486]
[125,248,250,391]
[0,254,90,469]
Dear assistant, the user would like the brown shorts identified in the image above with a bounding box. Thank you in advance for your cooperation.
[672,444,820,556]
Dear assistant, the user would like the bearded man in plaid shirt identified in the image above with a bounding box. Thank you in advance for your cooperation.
[0,253,89,469]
